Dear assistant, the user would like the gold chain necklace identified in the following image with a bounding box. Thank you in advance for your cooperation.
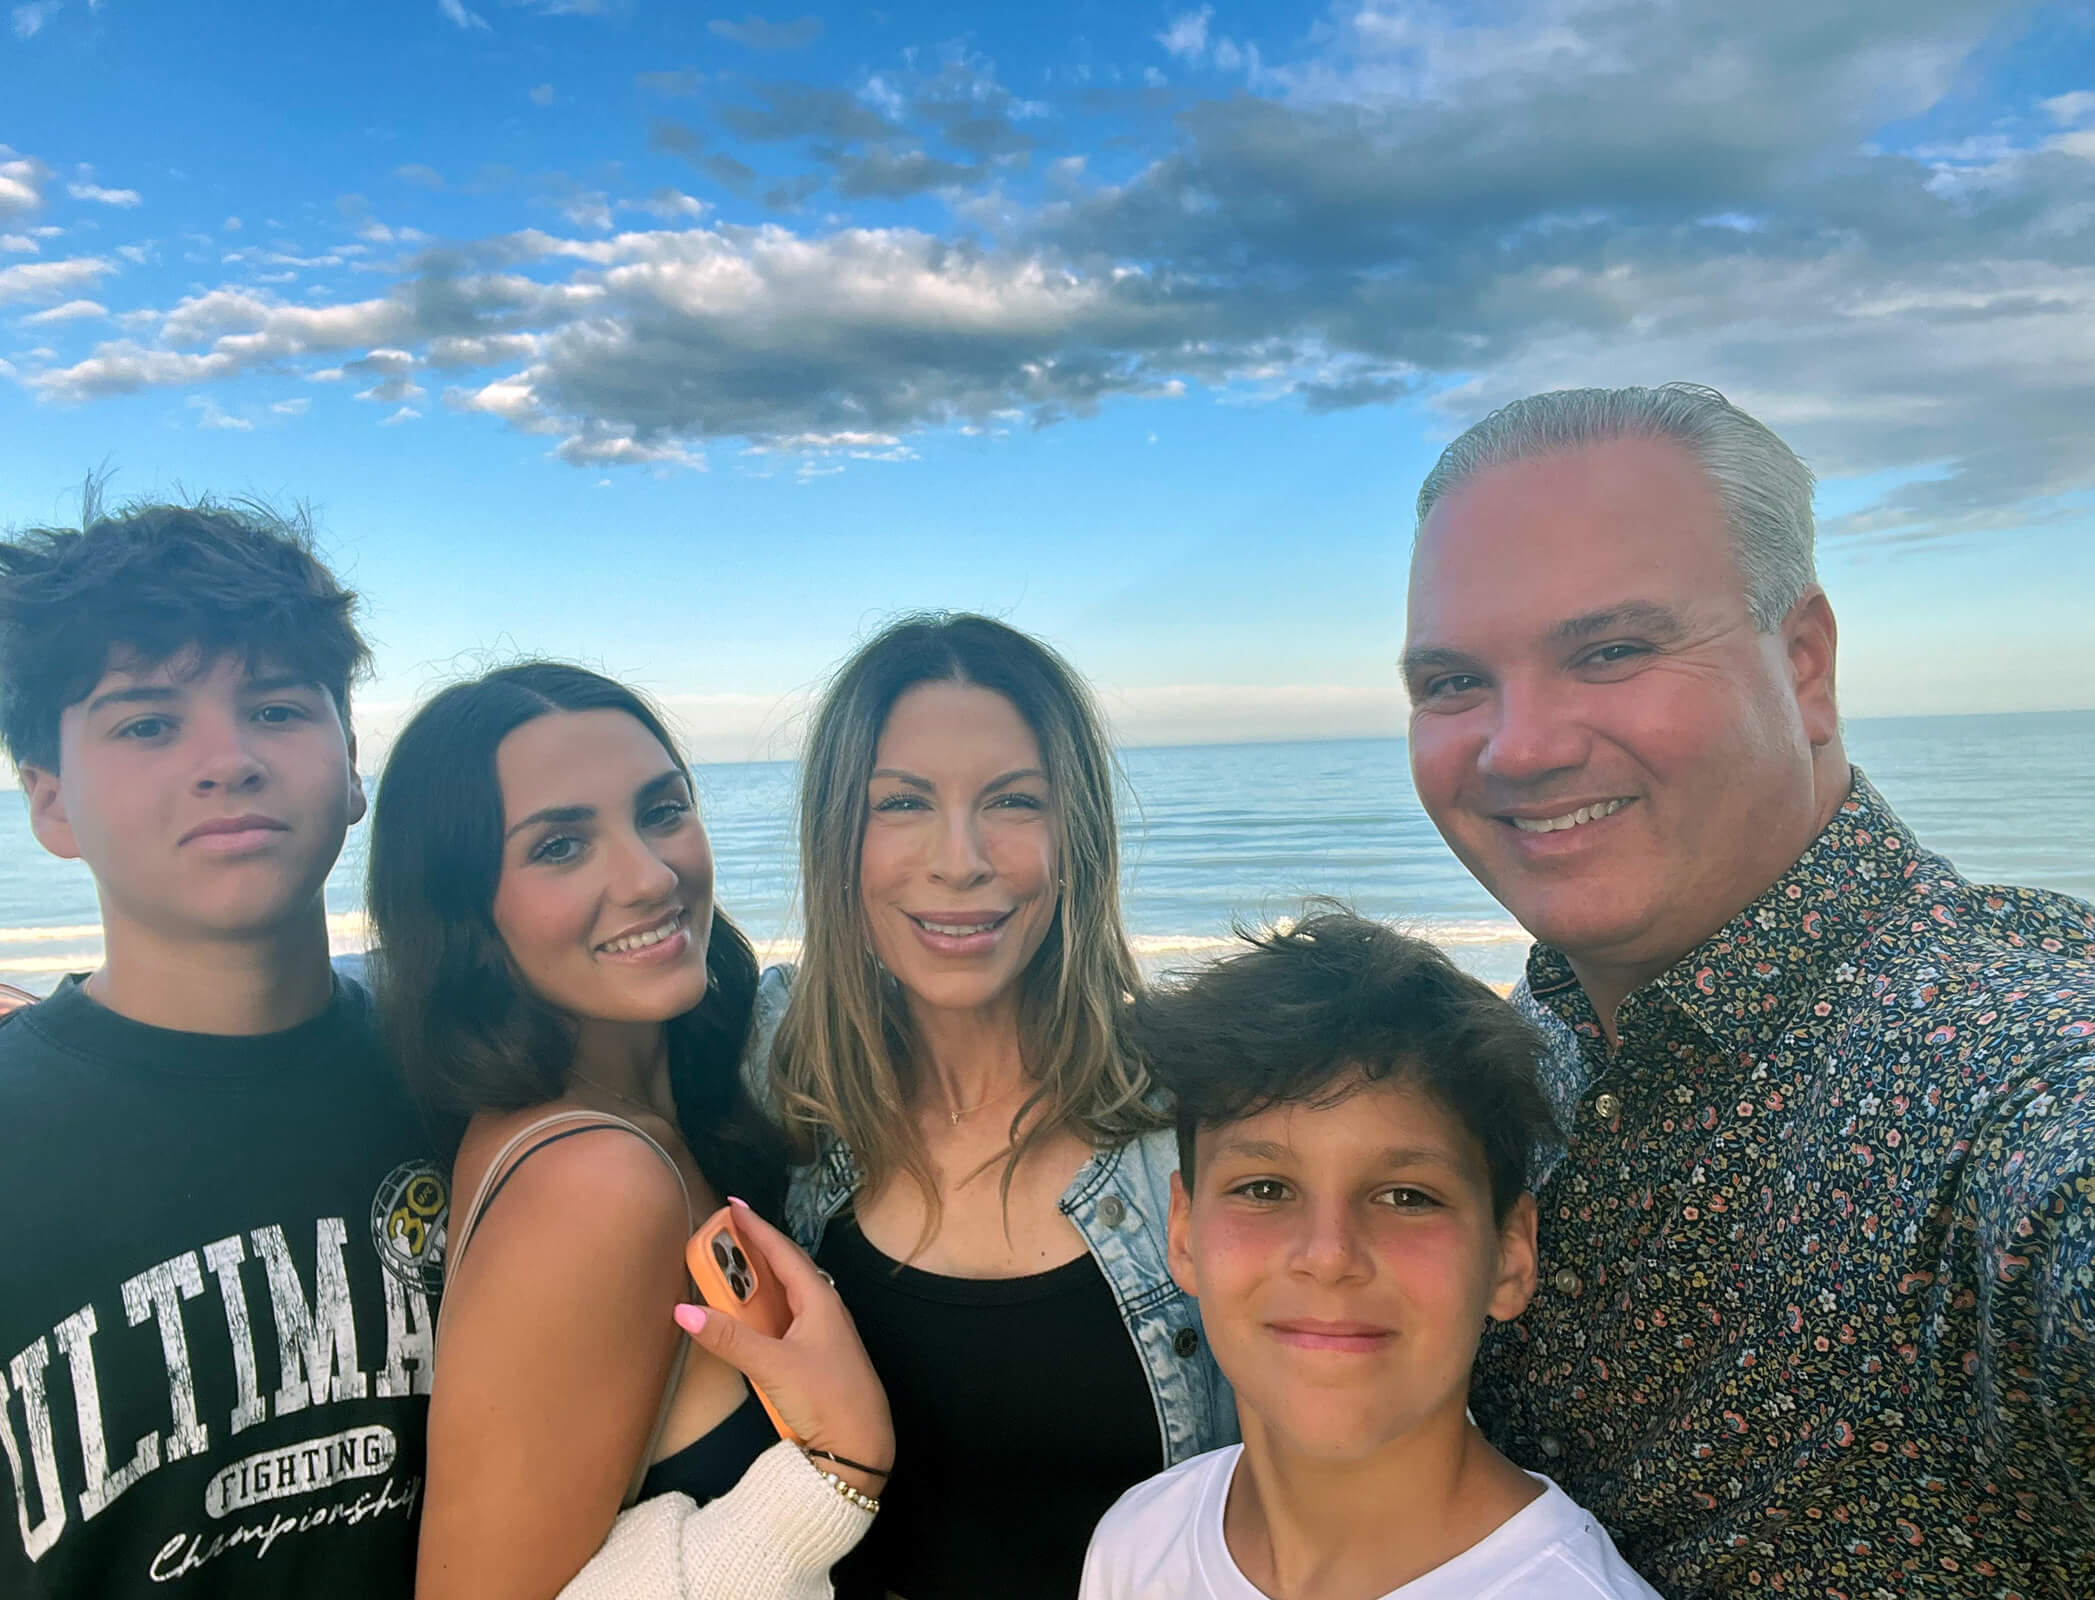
[936,1078,1030,1127]
[571,1074,670,1122]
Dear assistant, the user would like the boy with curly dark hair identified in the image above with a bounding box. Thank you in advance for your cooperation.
[1084,910,1660,1600]
[0,493,442,1596]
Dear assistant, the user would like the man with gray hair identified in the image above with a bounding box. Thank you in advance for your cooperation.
[1401,382,2094,1596]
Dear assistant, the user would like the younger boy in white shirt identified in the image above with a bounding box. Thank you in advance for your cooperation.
[1083,910,1661,1600]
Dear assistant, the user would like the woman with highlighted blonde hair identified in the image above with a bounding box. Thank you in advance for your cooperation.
[761,613,1236,1600]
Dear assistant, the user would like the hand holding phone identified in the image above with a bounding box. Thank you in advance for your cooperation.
[686,1207,798,1441]
[675,1199,894,1495]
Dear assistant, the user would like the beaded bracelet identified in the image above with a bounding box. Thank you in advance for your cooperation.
[807,1461,881,1516]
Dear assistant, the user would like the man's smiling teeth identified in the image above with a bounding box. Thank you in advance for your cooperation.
[598,911,686,954]
[1512,799,1630,833]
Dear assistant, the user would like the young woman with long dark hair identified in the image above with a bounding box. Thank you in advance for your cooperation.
[368,662,890,1599]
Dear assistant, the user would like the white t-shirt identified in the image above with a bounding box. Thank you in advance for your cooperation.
[1080,1445,1664,1600]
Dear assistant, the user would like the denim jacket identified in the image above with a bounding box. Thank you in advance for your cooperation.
[750,967,1238,1468]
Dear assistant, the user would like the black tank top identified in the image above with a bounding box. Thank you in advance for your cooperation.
[637,1384,779,1505]
[817,1212,1162,1600]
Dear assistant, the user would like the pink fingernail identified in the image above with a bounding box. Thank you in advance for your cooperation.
[728,1195,750,1210]
[674,1304,707,1335]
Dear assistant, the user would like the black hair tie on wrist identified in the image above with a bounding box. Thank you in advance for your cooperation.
[804,1447,890,1479]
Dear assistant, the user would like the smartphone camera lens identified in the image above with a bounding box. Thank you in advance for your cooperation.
[713,1235,757,1301]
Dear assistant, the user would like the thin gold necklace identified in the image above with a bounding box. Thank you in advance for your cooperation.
[936,1078,1030,1127]
[572,1073,670,1122]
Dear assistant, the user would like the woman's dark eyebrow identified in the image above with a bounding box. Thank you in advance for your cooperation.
[870,768,933,791]
[505,805,592,840]
[505,771,687,840]
[636,768,691,800]
[980,767,1046,793]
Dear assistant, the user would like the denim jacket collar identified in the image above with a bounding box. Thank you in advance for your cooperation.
[785,1121,1236,1468]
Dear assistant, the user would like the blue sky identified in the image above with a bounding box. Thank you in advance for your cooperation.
[2,0,2091,765]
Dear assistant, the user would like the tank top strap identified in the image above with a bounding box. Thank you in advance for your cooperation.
[437,1106,700,1508]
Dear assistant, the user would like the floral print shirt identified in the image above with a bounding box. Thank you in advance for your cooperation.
[1470,771,2095,1599]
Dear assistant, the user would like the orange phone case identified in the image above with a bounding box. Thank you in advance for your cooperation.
[685,1207,800,1444]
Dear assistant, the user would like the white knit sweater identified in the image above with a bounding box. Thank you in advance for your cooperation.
[557,1441,873,1600]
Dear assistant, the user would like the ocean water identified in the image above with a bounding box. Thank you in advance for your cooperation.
[4,711,2092,997]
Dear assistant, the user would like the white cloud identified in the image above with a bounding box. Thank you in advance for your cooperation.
[2042,91,2095,127]
[437,0,487,28]
[0,150,49,219]
[21,297,104,323]
[270,396,311,415]
[378,405,422,425]
[186,394,253,430]
[1,233,37,254]
[33,287,407,399]
[559,190,614,231]
[224,216,242,232]
[638,189,708,220]
[345,347,427,404]
[859,74,906,120]
[0,256,109,306]
[1158,7,1211,61]
[11,1,61,40]
[530,83,557,107]
[68,182,142,208]
[34,342,237,397]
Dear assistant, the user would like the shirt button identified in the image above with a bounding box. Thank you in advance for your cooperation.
[1594,1092,1621,1122]
[1538,1435,1564,1459]
[1172,1327,1201,1358]
[1097,1194,1127,1228]
[1551,1268,1583,1297]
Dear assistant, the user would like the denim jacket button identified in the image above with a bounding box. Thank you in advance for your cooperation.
[1097,1194,1127,1228]
[1172,1326,1201,1358]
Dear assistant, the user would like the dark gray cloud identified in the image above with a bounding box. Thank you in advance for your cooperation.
[647,119,707,162]
[830,146,982,200]
[720,82,898,143]
[708,14,824,51]
[909,61,1042,159]
[704,153,757,193]
[759,173,821,210]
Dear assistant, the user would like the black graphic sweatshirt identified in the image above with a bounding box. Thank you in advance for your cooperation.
[0,974,445,1596]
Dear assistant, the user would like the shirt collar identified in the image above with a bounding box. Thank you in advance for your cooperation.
[1527,768,1932,1047]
